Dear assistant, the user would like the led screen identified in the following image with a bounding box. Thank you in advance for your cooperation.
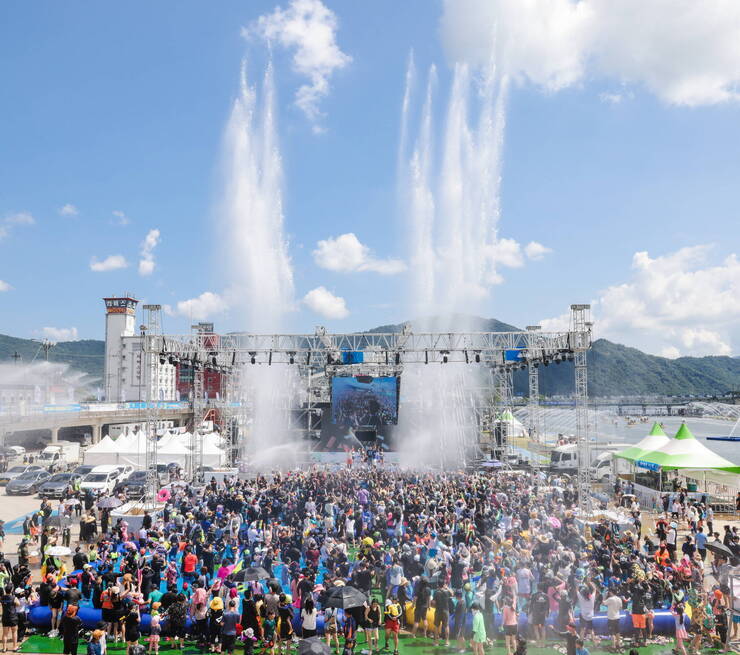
[330,376,399,426]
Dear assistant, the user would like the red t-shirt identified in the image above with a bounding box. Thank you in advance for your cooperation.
[183,552,198,574]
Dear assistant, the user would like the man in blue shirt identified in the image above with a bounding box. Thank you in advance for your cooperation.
[695,527,708,560]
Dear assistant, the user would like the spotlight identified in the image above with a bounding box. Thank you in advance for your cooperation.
[249,352,256,365]
[268,351,273,366]
[474,352,481,363]
[567,353,574,361]
[441,351,449,364]
[544,359,549,366]
[395,352,401,365]
[159,354,166,365]
[288,352,295,365]
[168,355,179,366]
[211,355,217,366]
[306,351,312,365]
[424,350,428,365]
[465,351,469,364]
[534,362,539,369]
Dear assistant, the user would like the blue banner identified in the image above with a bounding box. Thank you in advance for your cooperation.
[636,460,660,471]
[504,349,525,362]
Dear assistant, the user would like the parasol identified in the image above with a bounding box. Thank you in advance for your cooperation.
[324,585,367,609]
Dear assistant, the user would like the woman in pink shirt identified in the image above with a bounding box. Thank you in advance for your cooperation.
[502,600,518,655]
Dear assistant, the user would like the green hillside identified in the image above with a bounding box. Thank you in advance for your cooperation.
[0,334,104,379]
[0,322,737,397]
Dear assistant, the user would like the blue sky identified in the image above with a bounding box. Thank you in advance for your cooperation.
[1,0,739,357]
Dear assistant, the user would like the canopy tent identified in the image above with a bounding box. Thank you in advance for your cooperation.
[83,436,121,466]
[614,422,670,462]
[635,423,740,474]
[495,409,528,437]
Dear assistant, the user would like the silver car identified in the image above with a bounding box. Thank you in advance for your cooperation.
[0,465,43,486]
[6,470,51,495]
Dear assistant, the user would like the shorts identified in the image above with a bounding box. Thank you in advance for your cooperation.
[435,611,449,628]
[222,635,236,651]
[530,615,546,627]
[385,619,400,634]
[733,614,740,625]
[101,608,115,623]
[632,614,646,629]
[504,625,517,636]
[170,622,186,639]
[608,619,620,635]
[148,635,160,644]
[414,606,428,622]
[580,618,593,631]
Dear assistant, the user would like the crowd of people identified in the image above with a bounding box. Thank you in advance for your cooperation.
[1,464,738,655]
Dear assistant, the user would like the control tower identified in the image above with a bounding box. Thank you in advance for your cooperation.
[103,296,138,402]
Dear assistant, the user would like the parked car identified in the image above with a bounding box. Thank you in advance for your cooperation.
[6,470,51,495]
[114,465,135,482]
[0,465,43,486]
[38,472,82,499]
[113,470,148,498]
[79,465,120,494]
[72,465,95,478]
[6,446,26,457]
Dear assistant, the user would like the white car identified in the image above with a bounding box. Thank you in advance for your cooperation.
[6,446,26,457]
[80,465,120,494]
[114,465,135,482]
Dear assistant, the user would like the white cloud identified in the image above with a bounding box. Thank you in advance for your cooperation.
[112,210,130,226]
[303,286,349,319]
[40,327,78,342]
[0,211,35,241]
[441,0,740,106]
[173,292,228,321]
[0,280,11,292]
[59,204,79,217]
[660,346,681,359]
[5,212,34,225]
[524,241,552,261]
[313,233,406,275]
[540,245,740,356]
[248,0,351,129]
[599,92,623,104]
[89,254,128,272]
[490,238,525,268]
[138,228,160,277]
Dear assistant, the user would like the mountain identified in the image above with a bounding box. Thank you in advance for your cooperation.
[0,321,738,397]
[0,334,104,379]
[362,318,739,397]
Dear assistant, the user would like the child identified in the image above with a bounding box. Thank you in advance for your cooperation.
[672,604,688,655]
[262,611,276,655]
[575,639,590,655]
[242,628,257,655]
[147,611,160,655]
[342,614,357,655]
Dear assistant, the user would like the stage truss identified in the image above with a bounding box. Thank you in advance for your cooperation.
[140,305,592,477]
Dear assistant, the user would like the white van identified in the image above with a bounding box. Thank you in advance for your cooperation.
[80,465,120,494]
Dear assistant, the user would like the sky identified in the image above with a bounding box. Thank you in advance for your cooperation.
[1,0,739,358]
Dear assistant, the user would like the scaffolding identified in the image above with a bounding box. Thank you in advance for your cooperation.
[526,325,542,445]
[140,312,592,475]
[570,304,593,514]
[142,304,162,503]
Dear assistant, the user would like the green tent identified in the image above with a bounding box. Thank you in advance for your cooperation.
[614,422,669,462]
[634,423,740,474]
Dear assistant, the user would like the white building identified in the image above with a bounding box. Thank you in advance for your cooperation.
[103,296,177,402]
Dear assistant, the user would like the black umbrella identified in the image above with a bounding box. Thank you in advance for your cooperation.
[324,585,367,609]
[97,497,123,509]
[707,541,734,559]
[234,566,270,582]
[298,638,331,655]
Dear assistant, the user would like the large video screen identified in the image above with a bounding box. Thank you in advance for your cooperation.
[331,376,399,426]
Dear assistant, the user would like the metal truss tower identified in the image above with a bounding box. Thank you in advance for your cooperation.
[189,323,208,480]
[142,304,162,503]
[526,326,542,444]
[491,364,514,460]
[571,304,593,514]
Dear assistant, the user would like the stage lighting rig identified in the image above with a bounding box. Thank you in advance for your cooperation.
[249,352,256,364]
[441,351,449,364]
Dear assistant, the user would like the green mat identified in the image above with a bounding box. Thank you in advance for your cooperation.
[17,634,723,655]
